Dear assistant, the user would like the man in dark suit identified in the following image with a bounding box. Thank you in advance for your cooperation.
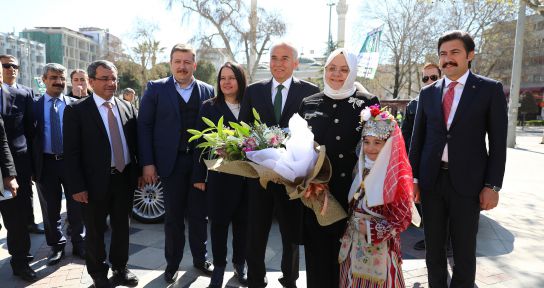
[409,31,507,288]
[32,63,85,266]
[64,60,139,288]
[239,42,320,288]
[0,60,36,282]
[0,54,44,234]
[138,43,214,283]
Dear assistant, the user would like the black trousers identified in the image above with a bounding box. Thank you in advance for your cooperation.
[83,169,132,279]
[246,180,299,287]
[13,152,35,226]
[162,152,208,271]
[421,169,480,288]
[36,157,85,250]
[0,191,32,269]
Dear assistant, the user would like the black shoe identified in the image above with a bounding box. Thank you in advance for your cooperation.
[112,268,138,286]
[72,245,86,259]
[208,265,225,288]
[47,249,65,266]
[92,275,111,288]
[12,265,37,282]
[27,223,45,234]
[413,239,426,250]
[234,263,248,285]
[194,260,214,275]
[164,269,178,284]
[278,276,296,288]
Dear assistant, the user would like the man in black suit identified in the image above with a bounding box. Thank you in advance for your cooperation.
[138,44,214,283]
[0,60,36,282]
[409,31,507,288]
[32,63,85,266]
[239,42,320,288]
[64,60,139,288]
[0,54,44,234]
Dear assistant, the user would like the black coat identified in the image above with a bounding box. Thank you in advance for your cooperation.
[401,97,418,152]
[0,114,17,191]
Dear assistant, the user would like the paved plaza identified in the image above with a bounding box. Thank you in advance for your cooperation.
[1,127,543,287]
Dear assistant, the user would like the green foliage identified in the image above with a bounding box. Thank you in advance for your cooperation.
[525,120,544,126]
[116,60,143,95]
[194,60,217,87]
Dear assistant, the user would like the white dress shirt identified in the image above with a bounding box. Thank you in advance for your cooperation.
[442,69,470,162]
[271,77,293,112]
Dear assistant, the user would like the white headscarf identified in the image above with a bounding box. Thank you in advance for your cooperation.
[323,48,358,100]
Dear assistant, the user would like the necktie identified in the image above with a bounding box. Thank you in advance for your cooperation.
[274,84,284,123]
[442,81,458,126]
[50,98,63,154]
[104,102,125,172]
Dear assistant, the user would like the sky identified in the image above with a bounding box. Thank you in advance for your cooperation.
[0,0,381,63]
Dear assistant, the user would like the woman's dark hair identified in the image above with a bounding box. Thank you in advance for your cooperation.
[216,61,247,104]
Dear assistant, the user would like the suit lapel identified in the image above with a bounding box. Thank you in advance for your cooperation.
[37,96,45,134]
[263,80,275,123]
[218,99,237,122]
[167,76,181,119]
[432,79,447,131]
[1,84,10,114]
[450,72,480,130]
[281,77,301,124]
[86,97,108,138]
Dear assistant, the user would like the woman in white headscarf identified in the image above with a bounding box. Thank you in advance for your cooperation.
[298,48,380,288]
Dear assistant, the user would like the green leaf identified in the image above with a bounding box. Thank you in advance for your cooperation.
[196,142,213,149]
[187,129,202,136]
[252,108,261,122]
[188,134,202,142]
[202,117,216,128]
[217,116,224,137]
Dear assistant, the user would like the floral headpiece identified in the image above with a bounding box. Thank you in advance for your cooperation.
[360,104,396,140]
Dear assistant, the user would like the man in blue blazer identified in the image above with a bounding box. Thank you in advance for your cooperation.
[138,44,214,283]
[409,31,507,288]
[32,63,85,266]
[239,42,320,288]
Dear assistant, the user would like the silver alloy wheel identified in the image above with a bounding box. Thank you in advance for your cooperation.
[132,181,165,223]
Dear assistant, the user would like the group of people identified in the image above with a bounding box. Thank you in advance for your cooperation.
[0,28,507,288]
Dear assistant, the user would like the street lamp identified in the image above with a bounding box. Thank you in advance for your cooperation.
[327,1,336,54]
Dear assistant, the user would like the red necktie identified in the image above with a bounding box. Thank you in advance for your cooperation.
[442,81,458,125]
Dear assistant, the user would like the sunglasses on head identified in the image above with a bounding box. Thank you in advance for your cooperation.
[2,63,19,69]
[422,75,439,83]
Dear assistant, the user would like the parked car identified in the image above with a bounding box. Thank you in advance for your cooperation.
[132,181,165,223]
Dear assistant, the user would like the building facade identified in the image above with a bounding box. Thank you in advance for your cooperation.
[79,27,123,61]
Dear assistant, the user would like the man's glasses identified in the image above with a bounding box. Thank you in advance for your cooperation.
[2,63,19,69]
[422,75,439,83]
[92,77,118,83]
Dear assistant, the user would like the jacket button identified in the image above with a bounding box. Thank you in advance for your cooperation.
[333,104,337,108]
[447,134,451,139]
[336,136,341,140]
[334,119,339,123]
[340,172,346,177]
[339,154,344,158]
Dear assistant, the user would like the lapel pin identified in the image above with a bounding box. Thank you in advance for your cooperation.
[472,85,476,88]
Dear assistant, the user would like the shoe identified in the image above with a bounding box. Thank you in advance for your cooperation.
[12,265,37,282]
[164,269,178,284]
[112,268,139,286]
[72,245,86,259]
[413,239,426,250]
[208,265,225,288]
[92,275,111,288]
[194,260,214,275]
[233,263,248,285]
[27,223,45,234]
[278,276,296,288]
[47,248,65,266]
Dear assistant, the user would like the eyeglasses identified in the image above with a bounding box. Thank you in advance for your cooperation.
[92,77,118,83]
[2,63,19,69]
[325,66,350,75]
[422,75,439,83]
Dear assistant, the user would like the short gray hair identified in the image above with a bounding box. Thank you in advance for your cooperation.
[122,88,135,95]
[42,63,67,78]
[270,41,298,59]
[87,60,118,78]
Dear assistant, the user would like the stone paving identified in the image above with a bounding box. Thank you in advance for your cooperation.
[1,126,543,287]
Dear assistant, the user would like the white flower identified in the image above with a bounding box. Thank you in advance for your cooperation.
[361,107,371,121]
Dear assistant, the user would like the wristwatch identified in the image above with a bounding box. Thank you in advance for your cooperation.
[484,184,501,193]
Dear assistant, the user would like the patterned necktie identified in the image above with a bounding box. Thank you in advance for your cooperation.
[50,98,63,154]
[274,84,284,123]
[442,81,458,126]
[104,102,125,172]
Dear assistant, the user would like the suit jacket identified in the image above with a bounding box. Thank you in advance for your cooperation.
[239,77,320,128]
[0,83,34,155]
[409,72,508,197]
[138,76,214,177]
[0,114,17,192]
[31,94,78,181]
[63,96,139,201]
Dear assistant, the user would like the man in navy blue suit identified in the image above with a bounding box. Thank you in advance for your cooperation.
[409,31,507,288]
[239,42,319,288]
[138,43,214,283]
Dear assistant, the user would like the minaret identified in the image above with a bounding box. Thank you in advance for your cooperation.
[336,0,348,48]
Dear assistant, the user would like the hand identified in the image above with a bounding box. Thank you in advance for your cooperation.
[143,165,158,184]
[413,183,421,203]
[479,187,499,210]
[73,191,89,203]
[193,182,206,191]
[75,85,84,96]
[137,176,146,189]
[3,176,19,197]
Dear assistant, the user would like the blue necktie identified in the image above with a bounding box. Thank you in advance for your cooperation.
[50,98,63,154]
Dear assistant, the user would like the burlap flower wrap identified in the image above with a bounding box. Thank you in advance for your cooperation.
[204,145,347,226]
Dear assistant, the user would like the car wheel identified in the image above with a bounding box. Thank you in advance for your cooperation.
[132,181,165,223]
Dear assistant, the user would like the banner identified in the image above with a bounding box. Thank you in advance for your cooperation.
[357,26,383,79]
